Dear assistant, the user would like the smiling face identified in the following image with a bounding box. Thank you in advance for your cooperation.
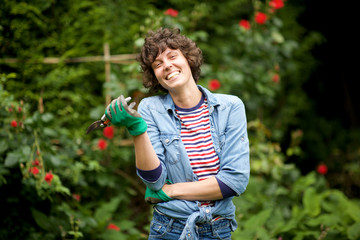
[139,28,203,93]
[152,48,195,92]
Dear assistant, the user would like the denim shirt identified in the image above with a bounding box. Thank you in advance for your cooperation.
[137,85,250,239]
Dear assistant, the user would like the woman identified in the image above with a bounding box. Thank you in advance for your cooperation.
[105,28,250,240]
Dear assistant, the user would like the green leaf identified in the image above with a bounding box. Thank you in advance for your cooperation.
[57,186,71,196]
[43,127,57,137]
[119,219,135,230]
[244,209,272,232]
[303,187,321,217]
[31,208,56,232]
[99,230,127,240]
[0,140,9,154]
[292,172,317,196]
[347,222,360,240]
[49,155,61,166]
[271,31,284,44]
[41,112,54,122]
[346,202,360,222]
[306,214,342,227]
[293,230,318,240]
[4,152,21,167]
[21,145,31,156]
[276,218,298,234]
[94,197,122,222]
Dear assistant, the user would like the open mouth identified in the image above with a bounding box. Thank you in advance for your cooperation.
[166,71,180,80]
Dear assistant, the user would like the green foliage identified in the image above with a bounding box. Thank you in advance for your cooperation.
[0,73,147,239]
[233,172,360,240]
[1,0,359,239]
[233,122,360,240]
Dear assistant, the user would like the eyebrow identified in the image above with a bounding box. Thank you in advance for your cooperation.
[154,50,178,62]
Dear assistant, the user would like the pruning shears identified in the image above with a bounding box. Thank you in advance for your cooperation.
[86,96,131,134]
[86,114,111,134]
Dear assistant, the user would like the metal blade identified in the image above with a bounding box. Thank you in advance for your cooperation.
[86,120,103,134]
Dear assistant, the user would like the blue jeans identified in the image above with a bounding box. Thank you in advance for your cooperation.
[148,208,232,240]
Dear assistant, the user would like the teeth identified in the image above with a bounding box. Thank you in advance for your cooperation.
[167,71,180,80]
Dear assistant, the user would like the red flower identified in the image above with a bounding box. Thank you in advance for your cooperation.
[239,19,251,30]
[98,139,107,150]
[164,8,178,17]
[72,193,81,202]
[30,167,39,175]
[107,223,120,231]
[18,106,22,113]
[317,164,328,175]
[44,172,54,184]
[255,12,267,24]
[11,120,17,127]
[269,0,284,10]
[272,73,280,83]
[103,126,114,139]
[32,159,40,166]
[208,79,221,91]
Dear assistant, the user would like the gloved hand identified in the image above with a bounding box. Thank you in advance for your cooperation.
[105,95,147,136]
[145,180,173,204]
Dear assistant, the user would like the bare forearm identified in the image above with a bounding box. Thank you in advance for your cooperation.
[163,177,223,201]
[133,132,160,170]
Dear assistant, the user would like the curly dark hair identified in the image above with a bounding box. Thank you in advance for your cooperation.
[137,28,203,93]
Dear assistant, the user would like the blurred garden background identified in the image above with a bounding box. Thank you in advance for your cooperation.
[1,0,359,239]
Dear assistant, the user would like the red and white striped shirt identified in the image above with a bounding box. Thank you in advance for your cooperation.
[175,97,220,181]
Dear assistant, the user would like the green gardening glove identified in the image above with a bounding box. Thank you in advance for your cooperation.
[145,180,173,204]
[105,95,147,136]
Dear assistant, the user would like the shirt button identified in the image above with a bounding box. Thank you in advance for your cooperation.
[165,139,169,143]
[206,209,210,213]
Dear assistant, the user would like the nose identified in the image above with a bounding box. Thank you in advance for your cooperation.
[163,59,172,70]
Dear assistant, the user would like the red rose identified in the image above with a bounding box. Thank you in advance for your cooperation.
[32,159,40,166]
[164,8,178,17]
[107,223,120,231]
[317,164,328,175]
[30,167,39,175]
[239,19,251,30]
[72,193,81,202]
[98,139,107,150]
[272,73,280,83]
[103,126,114,139]
[44,172,54,184]
[11,120,17,127]
[208,79,221,91]
[269,0,284,10]
[255,12,267,24]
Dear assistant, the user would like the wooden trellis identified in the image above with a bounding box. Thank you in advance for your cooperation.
[0,43,137,105]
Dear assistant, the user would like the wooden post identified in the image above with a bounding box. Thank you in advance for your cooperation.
[104,43,111,105]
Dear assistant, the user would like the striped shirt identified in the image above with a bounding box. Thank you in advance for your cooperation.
[175,97,220,181]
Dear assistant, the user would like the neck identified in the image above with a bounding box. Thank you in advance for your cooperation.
[169,84,202,108]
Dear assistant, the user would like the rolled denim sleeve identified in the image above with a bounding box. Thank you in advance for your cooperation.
[136,98,168,191]
[216,97,250,196]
